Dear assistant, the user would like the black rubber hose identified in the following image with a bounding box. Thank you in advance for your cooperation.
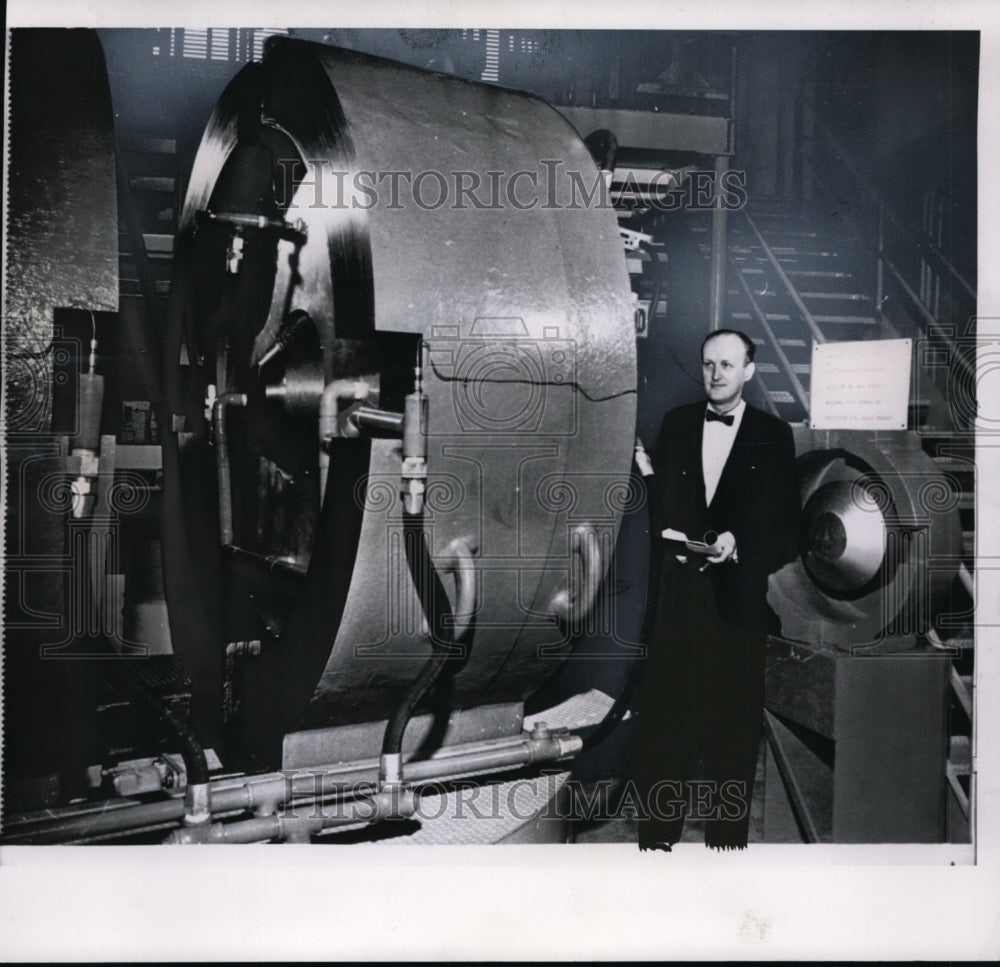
[116,663,210,787]
[380,511,457,760]
[581,466,660,750]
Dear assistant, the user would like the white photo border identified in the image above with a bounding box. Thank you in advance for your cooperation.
[2,0,998,960]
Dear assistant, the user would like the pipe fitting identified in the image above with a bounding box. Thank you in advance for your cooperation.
[525,728,583,764]
[183,782,212,827]
[401,361,428,515]
[379,752,404,787]
[368,785,417,821]
[244,774,292,816]
[318,378,377,502]
[251,785,286,818]
[319,379,376,439]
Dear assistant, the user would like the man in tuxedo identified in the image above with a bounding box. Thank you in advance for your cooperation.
[637,329,800,850]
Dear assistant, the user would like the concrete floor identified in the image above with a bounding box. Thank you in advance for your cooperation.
[570,736,786,845]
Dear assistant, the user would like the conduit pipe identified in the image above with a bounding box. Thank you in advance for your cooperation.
[4,728,581,844]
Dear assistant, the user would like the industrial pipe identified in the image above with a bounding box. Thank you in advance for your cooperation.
[164,786,416,844]
[317,378,375,501]
[348,406,405,435]
[3,727,581,844]
[203,208,308,239]
[223,543,308,584]
[548,525,604,632]
[438,537,479,644]
[68,316,105,519]
[400,362,428,516]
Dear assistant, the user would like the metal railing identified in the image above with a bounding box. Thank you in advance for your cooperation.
[729,253,810,413]
[801,105,977,394]
[805,108,975,300]
[741,211,828,347]
[803,101,977,845]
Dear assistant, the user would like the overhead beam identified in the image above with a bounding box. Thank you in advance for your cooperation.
[557,106,733,157]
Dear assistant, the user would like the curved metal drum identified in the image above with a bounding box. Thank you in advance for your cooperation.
[767,429,961,649]
[163,39,636,763]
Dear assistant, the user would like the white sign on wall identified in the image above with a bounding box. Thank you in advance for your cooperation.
[809,338,912,430]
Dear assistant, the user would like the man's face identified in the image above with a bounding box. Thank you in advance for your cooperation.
[702,333,755,412]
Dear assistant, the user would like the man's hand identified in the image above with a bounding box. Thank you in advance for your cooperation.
[706,530,737,564]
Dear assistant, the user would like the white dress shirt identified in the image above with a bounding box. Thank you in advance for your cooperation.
[702,399,745,506]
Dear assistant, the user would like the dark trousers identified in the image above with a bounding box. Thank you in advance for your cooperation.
[637,563,766,850]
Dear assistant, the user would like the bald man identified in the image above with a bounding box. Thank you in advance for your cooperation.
[637,329,800,850]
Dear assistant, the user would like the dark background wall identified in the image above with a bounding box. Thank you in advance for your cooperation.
[98,27,977,275]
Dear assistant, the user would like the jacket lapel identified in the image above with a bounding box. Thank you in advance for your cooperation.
[693,406,707,509]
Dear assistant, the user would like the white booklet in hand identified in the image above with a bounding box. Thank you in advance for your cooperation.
[661,527,719,555]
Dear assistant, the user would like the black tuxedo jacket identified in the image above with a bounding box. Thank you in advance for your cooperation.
[652,401,801,634]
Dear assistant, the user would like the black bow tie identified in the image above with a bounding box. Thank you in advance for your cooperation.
[705,409,735,426]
